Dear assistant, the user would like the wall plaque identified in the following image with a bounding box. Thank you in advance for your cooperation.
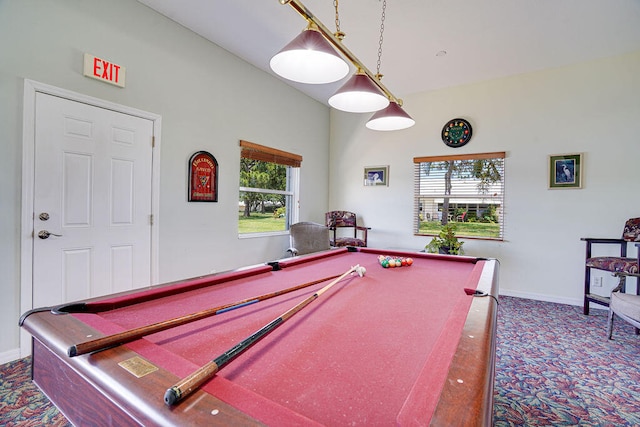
[188,151,218,202]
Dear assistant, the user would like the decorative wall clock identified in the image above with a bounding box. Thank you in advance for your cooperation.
[441,118,472,148]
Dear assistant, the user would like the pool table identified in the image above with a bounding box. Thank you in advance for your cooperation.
[20,247,499,426]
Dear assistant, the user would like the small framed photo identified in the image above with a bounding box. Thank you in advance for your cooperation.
[549,153,582,189]
[364,165,389,186]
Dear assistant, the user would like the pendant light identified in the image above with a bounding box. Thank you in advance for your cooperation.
[270,23,349,84]
[366,100,415,131]
[328,70,389,113]
[276,0,415,130]
[327,0,388,113]
[365,0,415,130]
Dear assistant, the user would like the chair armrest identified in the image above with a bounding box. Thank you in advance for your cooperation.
[615,271,640,278]
[355,226,369,245]
[581,237,627,258]
[580,238,625,244]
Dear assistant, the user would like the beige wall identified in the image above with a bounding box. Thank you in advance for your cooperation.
[329,50,640,305]
[0,0,330,361]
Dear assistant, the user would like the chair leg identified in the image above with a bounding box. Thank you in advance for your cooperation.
[583,267,591,315]
[607,309,615,340]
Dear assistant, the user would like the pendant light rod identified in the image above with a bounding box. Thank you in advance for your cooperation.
[278,0,400,105]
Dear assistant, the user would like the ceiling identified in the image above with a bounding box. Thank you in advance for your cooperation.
[137,0,640,106]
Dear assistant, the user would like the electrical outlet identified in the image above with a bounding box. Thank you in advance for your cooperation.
[593,277,603,287]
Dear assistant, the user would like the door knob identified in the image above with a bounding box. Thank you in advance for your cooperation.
[38,230,63,239]
[39,212,50,221]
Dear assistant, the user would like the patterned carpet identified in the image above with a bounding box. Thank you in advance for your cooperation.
[1,296,639,426]
[0,357,70,426]
[494,296,640,426]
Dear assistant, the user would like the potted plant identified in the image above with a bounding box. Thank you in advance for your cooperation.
[425,223,464,255]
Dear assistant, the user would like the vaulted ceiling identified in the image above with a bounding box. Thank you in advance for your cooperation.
[137,0,640,105]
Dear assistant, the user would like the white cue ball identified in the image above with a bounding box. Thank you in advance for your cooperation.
[356,266,366,277]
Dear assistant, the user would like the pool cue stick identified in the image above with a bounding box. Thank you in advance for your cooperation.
[164,264,365,406]
[67,273,341,357]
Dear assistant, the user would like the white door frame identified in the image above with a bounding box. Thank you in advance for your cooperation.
[20,79,161,357]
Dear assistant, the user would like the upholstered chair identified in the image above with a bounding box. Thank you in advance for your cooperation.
[325,211,370,247]
[607,291,640,339]
[287,222,331,256]
[581,217,640,315]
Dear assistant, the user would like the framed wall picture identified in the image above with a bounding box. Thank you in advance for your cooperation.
[188,151,218,202]
[549,153,582,189]
[364,165,389,186]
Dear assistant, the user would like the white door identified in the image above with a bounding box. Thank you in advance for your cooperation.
[32,93,154,307]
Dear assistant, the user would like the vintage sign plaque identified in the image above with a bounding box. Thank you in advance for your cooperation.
[188,151,218,202]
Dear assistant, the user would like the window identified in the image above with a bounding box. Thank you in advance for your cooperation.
[238,140,301,236]
[413,152,505,240]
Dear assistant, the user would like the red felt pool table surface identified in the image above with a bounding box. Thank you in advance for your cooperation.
[21,247,499,426]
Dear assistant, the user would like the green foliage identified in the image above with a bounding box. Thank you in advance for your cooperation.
[240,159,287,217]
[483,204,498,222]
[425,223,464,255]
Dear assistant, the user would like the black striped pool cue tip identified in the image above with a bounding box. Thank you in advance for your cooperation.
[164,386,181,406]
[67,346,77,357]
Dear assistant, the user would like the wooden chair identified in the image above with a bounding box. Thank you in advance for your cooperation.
[581,217,640,315]
[325,211,369,248]
[287,222,330,256]
[607,291,640,339]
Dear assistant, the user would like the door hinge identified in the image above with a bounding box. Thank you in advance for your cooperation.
[151,136,155,148]
[149,214,154,226]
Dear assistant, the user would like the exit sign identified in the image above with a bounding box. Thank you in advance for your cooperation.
[83,53,126,88]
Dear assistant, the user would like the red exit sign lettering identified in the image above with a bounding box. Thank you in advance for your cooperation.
[83,53,126,88]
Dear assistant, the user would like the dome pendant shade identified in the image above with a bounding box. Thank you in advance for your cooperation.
[328,73,390,113]
[366,101,415,131]
[270,28,350,84]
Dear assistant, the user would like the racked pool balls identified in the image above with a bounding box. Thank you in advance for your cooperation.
[378,255,414,269]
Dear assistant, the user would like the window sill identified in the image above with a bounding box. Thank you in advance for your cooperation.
[238,231,289,239]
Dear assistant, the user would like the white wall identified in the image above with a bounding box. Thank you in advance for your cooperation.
[0,0,329,361]
[329,50,640,305]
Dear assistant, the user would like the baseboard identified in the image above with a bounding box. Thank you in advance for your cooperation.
[0,348,22,364]
[499,289,582,307]
[499,289,609,312]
